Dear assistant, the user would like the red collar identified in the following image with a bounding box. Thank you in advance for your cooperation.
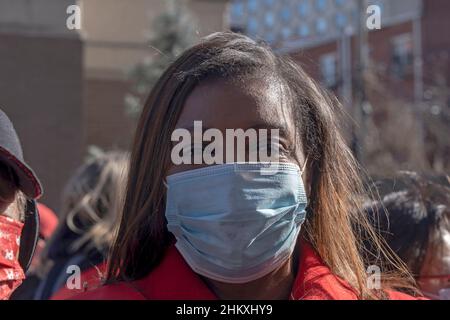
[72,242,424,300]
[130,242,359,300]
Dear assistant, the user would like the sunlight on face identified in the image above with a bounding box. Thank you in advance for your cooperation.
[168,78,303,176]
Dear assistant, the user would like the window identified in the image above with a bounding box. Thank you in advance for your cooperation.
[264,12,275,27]
[231,2,244,18]
[248,0,258,12]
[391,34,413,78]
[299,24,310,38]
[247,18,258,34]
[281,6,291,21]
[298,1,310,17]
[316,0,327,12]
[316,18,328,34]
[281,27,292,40]
[335,13,347,29]
[320,53,338,88]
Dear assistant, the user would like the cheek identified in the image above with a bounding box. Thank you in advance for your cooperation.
[0,201,9,213]
[0,187,16,213]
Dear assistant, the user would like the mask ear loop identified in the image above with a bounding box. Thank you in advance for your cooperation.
[300,156,312,219]
[300,156,308,175]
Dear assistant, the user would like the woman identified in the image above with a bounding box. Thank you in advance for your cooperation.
[34,151,128,300]
[76,32,421,300]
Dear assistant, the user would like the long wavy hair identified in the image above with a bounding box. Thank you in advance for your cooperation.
[106,32,418,299]
[44,151,128,256]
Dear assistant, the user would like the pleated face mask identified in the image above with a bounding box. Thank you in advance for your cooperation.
[165,162,308,284]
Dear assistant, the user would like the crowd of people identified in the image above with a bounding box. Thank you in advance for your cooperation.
[0,32,448,300]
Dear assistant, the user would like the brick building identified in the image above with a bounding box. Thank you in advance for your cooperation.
[229,0,450,106]
[228,0,450,172]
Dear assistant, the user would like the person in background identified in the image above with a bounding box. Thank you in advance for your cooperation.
[0,109,43,299]
[34,151,128,300]
[366,173,450,299]
[74,32,423,300]
[10,203,58,300]
[30,204,58,272]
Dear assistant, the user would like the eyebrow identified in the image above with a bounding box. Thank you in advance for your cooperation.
[178,122,290,136]
[247,123,290,136]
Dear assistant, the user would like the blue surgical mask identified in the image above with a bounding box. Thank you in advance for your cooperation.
[165,162,308,284]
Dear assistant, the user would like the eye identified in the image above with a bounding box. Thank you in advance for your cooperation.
[202,141,216,157]
[180,143,198,159]
[267,140,292,156]
[182,142,217,163]
[253,140,287,159]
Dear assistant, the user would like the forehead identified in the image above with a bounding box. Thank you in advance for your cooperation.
[176,78,292,132]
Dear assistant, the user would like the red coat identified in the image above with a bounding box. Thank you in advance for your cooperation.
[51,263,106,300]
[71,242,423,300]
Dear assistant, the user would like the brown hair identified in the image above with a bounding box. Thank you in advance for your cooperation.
[366,173,450,277]
[107,32,417,299]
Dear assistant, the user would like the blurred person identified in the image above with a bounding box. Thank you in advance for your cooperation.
[30,203,58,272]
[0,109,43,299]
[36,204,58,241]
[366,173,450,300]
[34,151,128,300]
[75,32,423,300]
[9,203,58,300]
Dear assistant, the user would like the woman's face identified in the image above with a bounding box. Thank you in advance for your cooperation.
[167,78,306,176]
